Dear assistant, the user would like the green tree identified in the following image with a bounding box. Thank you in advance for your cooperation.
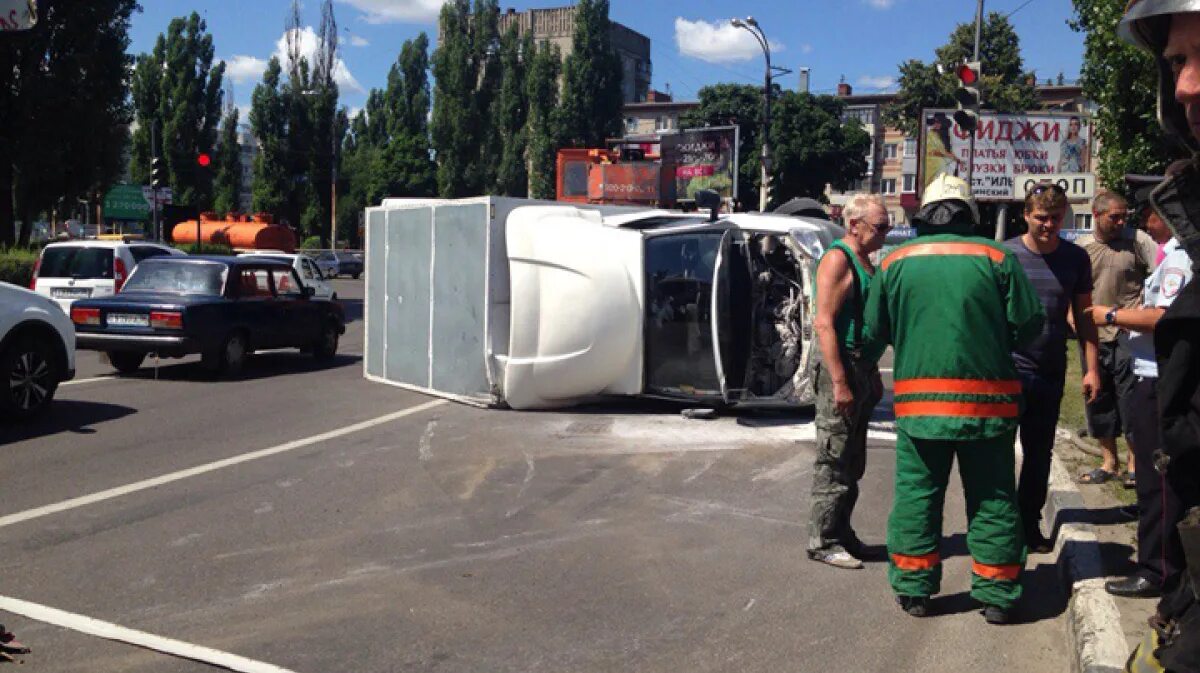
[680,83,770,205]
[1070,0,1175,193]
[471,0,502,192]
[526,40,562,199]
[493,26,529,196]
[212,107,243,216]
[883,12,1037,138]
[250,57,290,216]
[1,0,137,245]
[380,34,436,198]
[131,12,226,211]
[556,0,623,148]
[770,93,871,202]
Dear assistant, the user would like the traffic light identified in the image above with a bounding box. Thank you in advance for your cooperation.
[953,61,982,133]
[196,153,211,168]
[151,157,165,189]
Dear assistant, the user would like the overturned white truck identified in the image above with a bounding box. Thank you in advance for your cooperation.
[362,197,843,410]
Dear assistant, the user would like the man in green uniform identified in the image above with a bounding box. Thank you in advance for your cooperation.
[807,194,889,569]
[863,174,1045,624]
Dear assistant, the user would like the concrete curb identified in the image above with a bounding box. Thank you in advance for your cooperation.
[1046,451,1129,673]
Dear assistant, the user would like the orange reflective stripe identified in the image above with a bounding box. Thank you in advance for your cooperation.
[881,242,1007,271]
[972,561,1021,581]
[891,551,940,570]
[894,378,1022,396]
[894,401,1019,418]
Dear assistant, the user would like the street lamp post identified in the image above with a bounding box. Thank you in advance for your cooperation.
[731,16,790,212]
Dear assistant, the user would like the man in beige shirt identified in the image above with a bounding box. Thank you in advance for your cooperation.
[1073,191,1157,485]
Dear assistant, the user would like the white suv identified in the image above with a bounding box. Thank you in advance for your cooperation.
[0,282,75,419]
[236,252,336,300]
[31,240,184,312]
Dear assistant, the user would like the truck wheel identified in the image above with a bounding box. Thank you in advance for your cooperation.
[0,337,59,419]
[108,352,145,375]
[204,331,248,377]
[313,323,338,362]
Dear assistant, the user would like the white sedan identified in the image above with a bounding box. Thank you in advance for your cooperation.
[236,253,337,300]
[0,282,76,419]
[363,197,841,411]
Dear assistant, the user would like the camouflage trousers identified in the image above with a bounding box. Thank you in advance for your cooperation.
[808,353,882,553]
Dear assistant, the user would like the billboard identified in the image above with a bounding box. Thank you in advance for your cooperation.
[660,126,739,202]
[920,110,1092,201]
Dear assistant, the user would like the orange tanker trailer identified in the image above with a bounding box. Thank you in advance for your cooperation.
[171,212,297,252]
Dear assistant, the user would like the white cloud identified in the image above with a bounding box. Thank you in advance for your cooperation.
[801,43,813,54]
[337,0,447,24]
[276,27,365,94]
[348,34,370,47]
[865,0,895,8]
[857,75,896,89]
[674,17,785,64]
[225,55,269,84]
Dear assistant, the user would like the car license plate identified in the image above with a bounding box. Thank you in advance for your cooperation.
[107,313,149,327]
[51,287,91,299]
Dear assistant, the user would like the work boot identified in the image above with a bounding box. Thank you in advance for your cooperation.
[807,548,863,570]
[896,595,929,617]
[981,604,1010,625]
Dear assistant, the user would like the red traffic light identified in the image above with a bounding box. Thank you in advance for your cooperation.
[196,153,211,167]
[957,63,979,86]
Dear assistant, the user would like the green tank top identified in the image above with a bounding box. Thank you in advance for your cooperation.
[821,239,873,352]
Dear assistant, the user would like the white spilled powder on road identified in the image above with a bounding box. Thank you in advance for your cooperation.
[0,595,298,672]
[0,399,447,530]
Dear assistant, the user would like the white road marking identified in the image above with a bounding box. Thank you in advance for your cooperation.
[0,399,447,530]
[0,595,297,673]
[60,375,116,386]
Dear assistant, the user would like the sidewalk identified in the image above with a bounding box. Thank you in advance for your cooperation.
[1047,428,1155,672]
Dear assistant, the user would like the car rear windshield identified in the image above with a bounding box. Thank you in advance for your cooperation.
[38,246,114,279]
[122,261,227,295]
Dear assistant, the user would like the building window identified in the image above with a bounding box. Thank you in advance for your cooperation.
[655,116,673,132]
[883,144,898,160]
[881,178,897,194]
[1075,213,1093,230]
[902,174,916,193]
[904,138,917,157]
[625,117,638,134]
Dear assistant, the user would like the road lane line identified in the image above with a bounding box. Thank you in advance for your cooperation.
[0,595,297,673]
[60,375,116,386]
[0,399,446,530]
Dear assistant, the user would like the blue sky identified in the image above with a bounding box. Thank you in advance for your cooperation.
[128,0,1086,117]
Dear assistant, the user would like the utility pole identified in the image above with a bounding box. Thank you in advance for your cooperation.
[151,122,160,241]
[732,17,790,212]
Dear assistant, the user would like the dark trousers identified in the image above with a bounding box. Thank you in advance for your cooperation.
[1127,375,1186,587]
[1081,340,1133,440]
[1016,372,1064,536]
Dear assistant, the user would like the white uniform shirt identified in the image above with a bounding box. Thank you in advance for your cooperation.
[1126,238,1194,379]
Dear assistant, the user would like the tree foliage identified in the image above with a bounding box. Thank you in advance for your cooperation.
[526,40,562,200]
[556,0,623,148]
[250,57,290,216]
[1070,0,1177,193]
[493,27,530,196]
[0,0,138,245]
[212,106,243,216]
[131,12,226,211]
[680,84,767,205]
[771,93,872,202]
[884,12,1037,138]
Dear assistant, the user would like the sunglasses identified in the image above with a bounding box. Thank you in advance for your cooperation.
[1030,182,1066,196]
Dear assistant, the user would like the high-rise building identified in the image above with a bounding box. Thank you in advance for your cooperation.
[495,5,651,103]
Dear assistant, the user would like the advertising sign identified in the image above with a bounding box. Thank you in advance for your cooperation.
[920,110,1092,201]
[0,0,36,31]
[660,126,739,202]
[1016,173,1095,200]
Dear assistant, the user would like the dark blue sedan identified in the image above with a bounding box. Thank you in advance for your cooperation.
[70,256,345,377]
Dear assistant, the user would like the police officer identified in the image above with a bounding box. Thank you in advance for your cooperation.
[863,174,1045,624]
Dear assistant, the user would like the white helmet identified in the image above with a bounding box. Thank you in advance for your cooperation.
[916,173,980,228]
[1119,0,1200,153]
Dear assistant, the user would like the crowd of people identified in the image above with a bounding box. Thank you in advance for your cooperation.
[806,1,1200,666]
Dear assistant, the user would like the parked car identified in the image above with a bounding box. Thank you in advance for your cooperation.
[237,252,336,300]
[364,197,841,410]
[334,251,364,279]
[31,239,185,313]
[0,282,76,419]
[308,251,341,279]
[70,256,345,377]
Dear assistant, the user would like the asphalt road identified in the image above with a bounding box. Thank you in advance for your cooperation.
[0,279,1068,673]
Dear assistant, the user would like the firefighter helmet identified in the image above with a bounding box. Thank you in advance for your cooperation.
[914,173,979,229]
[1119,0,1200,153]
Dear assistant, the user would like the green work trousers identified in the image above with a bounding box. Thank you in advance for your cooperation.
[887,428,1025,609]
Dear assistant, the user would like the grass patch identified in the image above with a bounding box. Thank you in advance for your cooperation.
[1063,339,1136,505]
[0,246,38,287]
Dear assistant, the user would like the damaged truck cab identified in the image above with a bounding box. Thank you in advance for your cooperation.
[363,197,839,411]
